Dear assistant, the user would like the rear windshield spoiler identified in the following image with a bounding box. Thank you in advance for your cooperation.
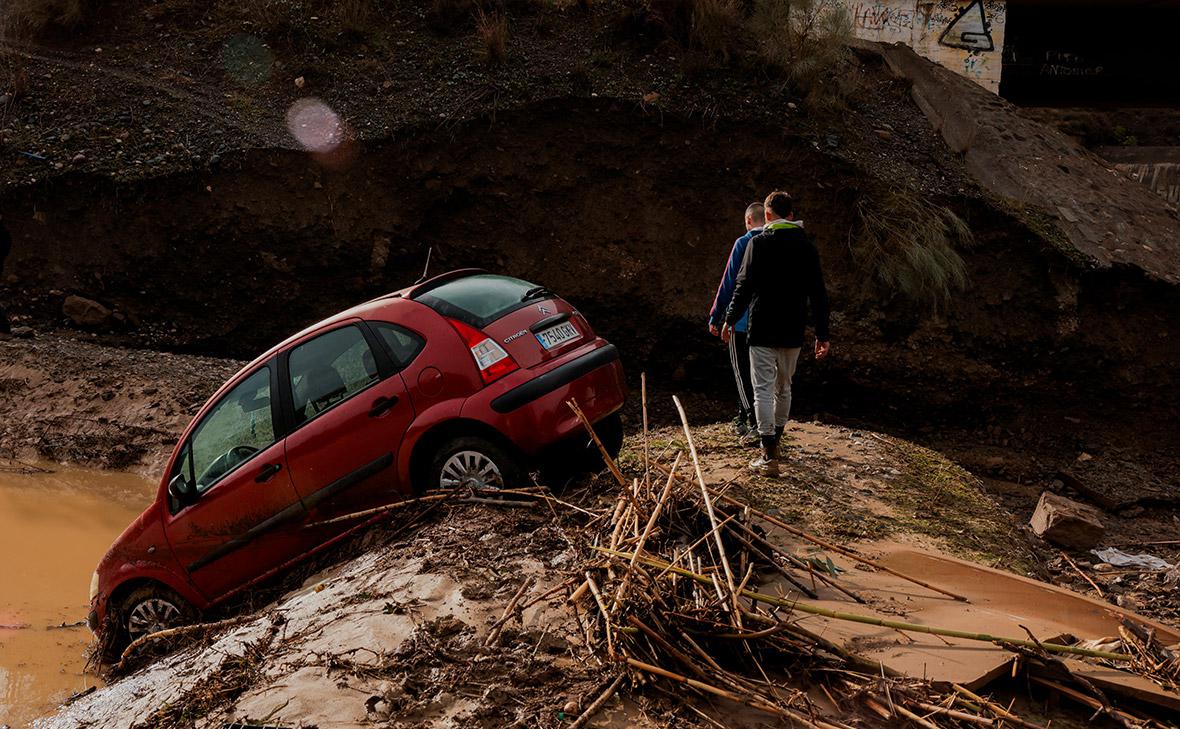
[404,268,488,299]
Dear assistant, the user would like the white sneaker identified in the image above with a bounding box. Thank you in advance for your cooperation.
[749,455,779,476]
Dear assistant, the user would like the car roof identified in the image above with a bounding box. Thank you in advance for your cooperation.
[216,268,487,392]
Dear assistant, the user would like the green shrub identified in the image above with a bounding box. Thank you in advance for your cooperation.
[751,0,854,99]
[853,189,975,310]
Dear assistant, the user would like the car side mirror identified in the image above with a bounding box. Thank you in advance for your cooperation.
[168,472,196,506]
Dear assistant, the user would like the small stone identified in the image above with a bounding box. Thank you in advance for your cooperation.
[10,325,33,338]
[1030,491,1105,550]
[1077,452,1093,463]
[787,102,797,110]
[294,76,306,89]
[873,129,892,140]
[562,700,579,715]
[71,153,87,164]
[62,294,114,329]
[1094,563,1115,573]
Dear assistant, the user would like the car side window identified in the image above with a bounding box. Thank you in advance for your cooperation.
[190,367,275,493]
[289,325,379,425]
[371,322,425,370]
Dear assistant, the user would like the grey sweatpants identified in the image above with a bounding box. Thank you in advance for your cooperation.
[749,346,801,436]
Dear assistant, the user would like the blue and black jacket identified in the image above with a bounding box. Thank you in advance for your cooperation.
[708,227,762,333]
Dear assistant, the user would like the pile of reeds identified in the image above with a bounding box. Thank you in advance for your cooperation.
[561,382,1177,728]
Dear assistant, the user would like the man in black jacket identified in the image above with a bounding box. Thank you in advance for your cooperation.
[721,191,830,474]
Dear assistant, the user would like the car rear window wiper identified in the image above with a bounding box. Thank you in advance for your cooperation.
[520,286,553,302]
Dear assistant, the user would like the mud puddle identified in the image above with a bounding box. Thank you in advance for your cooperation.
[0,462,155,727]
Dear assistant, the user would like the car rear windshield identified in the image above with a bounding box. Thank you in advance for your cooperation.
[413,274,542,328]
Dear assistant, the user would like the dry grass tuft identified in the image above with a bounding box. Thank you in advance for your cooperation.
[475,8,508,66]
[853,188,975,310]
[0,0,88,38]
[690,0,741,61]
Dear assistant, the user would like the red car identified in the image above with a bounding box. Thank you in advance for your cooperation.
[88,270,625,650]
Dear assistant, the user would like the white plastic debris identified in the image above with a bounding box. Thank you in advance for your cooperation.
[1090,547,1174,571]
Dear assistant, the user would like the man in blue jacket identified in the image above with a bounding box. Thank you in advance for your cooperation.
[708,202,765,440]
[722,192,830,475]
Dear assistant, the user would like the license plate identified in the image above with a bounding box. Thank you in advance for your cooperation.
[535,321,580,350]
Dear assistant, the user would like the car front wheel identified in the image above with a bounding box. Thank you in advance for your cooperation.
[428,436,524,492]
[120,584,196,646]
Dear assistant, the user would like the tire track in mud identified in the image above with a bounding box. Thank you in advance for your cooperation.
[0,39,287,148]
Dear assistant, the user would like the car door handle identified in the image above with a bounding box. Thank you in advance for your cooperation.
[370,395,399,417]
[255,463,282,483]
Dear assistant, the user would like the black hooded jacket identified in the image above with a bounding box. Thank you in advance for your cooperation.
[724,220,830,349]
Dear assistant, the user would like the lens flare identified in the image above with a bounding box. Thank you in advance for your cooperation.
[285,98,345,154]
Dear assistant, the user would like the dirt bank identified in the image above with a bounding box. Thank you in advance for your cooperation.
[0,333,240,473]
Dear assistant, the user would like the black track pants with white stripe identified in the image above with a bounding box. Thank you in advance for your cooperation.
[727,330,756,425]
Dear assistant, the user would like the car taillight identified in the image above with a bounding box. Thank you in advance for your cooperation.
[447,318,520,385]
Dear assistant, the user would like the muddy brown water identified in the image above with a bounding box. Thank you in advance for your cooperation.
[0,463,155,727]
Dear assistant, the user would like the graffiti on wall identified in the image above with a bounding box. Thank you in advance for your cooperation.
[938,0,993,51]
[847,0,1007,93]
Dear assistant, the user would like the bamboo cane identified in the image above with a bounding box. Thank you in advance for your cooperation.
[611,452,682,612]
[594,547,1132,662]
[724,517,864,603]
[567,674,624,729]
[1060,550,1105,598]
[567,399,628,491]
[952,684,1044,729]
[723,524,819,599]
[625,657,836,729]
[672,395,741,621]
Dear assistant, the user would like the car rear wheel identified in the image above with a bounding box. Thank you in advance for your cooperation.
[120,585,196,646]
[428,436,524,492]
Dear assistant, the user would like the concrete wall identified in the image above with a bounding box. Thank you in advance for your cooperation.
[848,0,1007,93]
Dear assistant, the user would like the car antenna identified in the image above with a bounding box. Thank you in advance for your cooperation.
[414,246,433,284]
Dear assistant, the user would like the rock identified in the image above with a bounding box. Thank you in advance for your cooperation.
[873,128,893,140]
[1030,491,1105,550]
[62,295,114,329]
[294,76,306,89]
[10,325,33,338]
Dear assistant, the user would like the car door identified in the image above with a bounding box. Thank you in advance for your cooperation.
[162,363,310,601]
[281,321,420,528]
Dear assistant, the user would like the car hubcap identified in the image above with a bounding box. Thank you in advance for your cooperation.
[440,450,504,490]
[127,598,182,641]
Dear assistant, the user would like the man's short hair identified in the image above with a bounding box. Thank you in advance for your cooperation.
[745,202,765,224]
[763,191,793,219]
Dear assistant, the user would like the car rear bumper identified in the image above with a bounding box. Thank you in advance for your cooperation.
[464,339,626,456]
[491,344,620,413]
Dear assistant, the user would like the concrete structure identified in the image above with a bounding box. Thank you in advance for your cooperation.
[847,0,1007,93]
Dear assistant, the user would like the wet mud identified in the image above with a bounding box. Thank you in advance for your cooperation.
[0,462,155,727]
